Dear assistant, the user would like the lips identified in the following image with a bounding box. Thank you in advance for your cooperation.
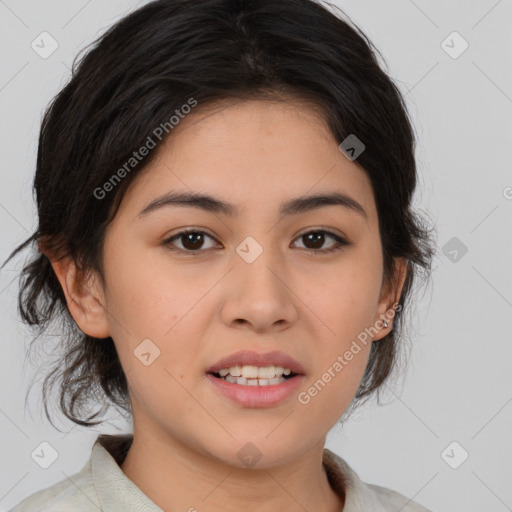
[206,349,306,376]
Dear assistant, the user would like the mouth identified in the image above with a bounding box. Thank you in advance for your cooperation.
[208,365,299,386]
[206,349,306,382]
[205,350,306,407]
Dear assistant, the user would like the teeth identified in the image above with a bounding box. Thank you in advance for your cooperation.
[216,364,293,380]
[240,365,259,378]
[258,366,278,379]
[229,366,242,377]
[222,375,287,386]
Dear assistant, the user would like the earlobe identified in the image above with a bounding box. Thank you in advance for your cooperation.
[48,255,111,339]
[374,257,408,340]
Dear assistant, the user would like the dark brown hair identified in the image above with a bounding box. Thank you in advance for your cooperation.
[2,0,436,428]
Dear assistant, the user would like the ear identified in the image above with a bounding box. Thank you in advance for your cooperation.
[372,257,408,341]
[44,249,111,339]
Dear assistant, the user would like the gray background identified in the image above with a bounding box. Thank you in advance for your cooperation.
[1,1,511,511]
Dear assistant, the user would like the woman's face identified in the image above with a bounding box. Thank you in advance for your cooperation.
[78,99,404,467]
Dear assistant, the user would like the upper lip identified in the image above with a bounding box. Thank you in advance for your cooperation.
[207,349,306,375]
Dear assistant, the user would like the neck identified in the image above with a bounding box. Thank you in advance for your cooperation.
[118,432,345,512]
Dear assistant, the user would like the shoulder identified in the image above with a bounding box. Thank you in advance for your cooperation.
[322,448,434,512]
[366,482,433,512]
[9,459,100,512]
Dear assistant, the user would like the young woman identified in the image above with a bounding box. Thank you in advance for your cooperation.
[5,0,435,510]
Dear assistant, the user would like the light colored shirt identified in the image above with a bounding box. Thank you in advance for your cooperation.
[10,434,433,511]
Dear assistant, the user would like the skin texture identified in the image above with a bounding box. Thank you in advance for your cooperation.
[48,99,407,512]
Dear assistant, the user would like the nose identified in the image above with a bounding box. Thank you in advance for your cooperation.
[220,248,298,333]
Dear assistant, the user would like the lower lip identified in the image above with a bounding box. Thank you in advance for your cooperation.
[205,373,305,408]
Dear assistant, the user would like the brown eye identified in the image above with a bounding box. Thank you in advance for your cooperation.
[303,232,325,249]
[292,230,348,254]
[163,228,348,256]
[180,232,206,250]
[164,230,218,253]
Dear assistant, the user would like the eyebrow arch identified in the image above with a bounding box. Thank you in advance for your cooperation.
[137,190,367,220]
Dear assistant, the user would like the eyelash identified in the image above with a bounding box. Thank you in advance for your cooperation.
[162,228,349,256]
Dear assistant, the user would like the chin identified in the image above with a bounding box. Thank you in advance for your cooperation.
[211,435,306,470]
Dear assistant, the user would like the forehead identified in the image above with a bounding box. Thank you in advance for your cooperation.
[117,99,377,224]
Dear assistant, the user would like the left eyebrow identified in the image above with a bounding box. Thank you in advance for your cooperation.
[137,190,367,220]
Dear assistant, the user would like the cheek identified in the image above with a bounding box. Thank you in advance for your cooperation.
[294,346,371,440]
[293,258,379,421]
[298,262,382,340]
[106,245,202,334]
[103,250,214,392]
